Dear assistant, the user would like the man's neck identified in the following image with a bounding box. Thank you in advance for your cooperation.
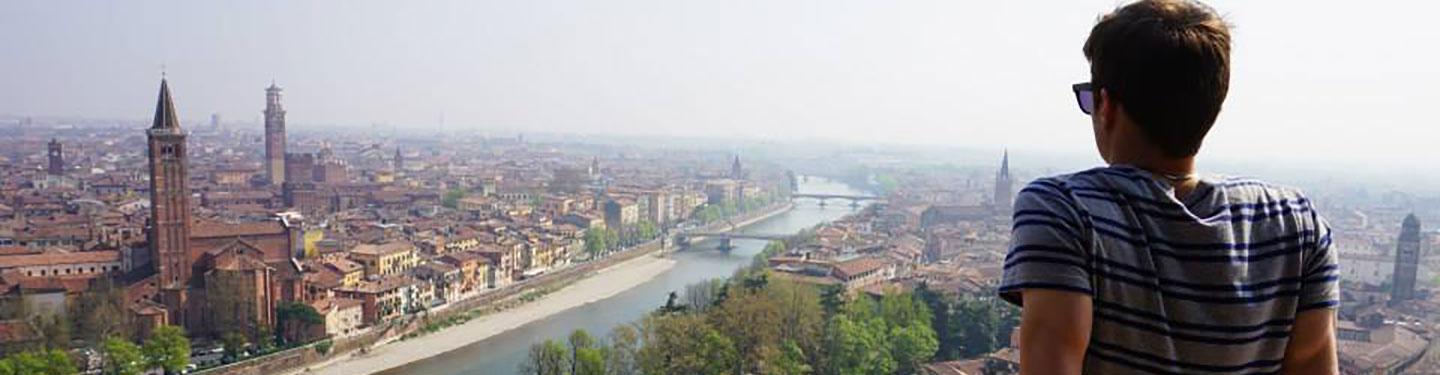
[1111,155,1199,198]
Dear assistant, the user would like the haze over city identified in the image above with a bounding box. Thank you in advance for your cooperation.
[2,0,1436,171]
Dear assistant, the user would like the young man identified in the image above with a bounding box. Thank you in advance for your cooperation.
[998,1,1339,374]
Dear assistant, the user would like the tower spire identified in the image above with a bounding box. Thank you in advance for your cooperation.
[993,149,1014,210]
[1000,149,1010,177]
[152,79,180,130]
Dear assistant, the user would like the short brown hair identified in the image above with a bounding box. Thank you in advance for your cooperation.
[1084,0,1231,158]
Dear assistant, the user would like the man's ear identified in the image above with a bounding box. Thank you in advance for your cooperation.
[1096,88,1118,132]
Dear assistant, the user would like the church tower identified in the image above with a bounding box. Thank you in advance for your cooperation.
[264,82,287,186]
[147,79,193,324]
[730,154,744,180]
[393,147,404,172]
[994,150,1014,210]
[1391,214,1423,302]
[46,138,63,175]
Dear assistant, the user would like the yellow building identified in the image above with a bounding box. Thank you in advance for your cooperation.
[303,229,325,258]
[349,241,419,277]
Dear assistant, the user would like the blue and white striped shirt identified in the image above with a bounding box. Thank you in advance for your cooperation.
[999,165,1338,374]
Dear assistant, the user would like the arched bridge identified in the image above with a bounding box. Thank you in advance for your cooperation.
[675,232,791,241]
[789,193,884,207]
[673,231,791,251]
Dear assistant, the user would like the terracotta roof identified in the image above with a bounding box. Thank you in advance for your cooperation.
[336,275,419,294]
[920,359,984,375]
[0,247,39,256]
[1340,325,1429,372]
[439,251,483,266]
[351,241,415,256]
[831,257,888,279]
[129,299,167,316]
[0,250,121,268]
[0,320,38,344]
[15,275,94,293]
[324,258,363,274]
[310,297,363,313]
[210,250,271,271]
[305,268,343,289]
[192,220,287,238]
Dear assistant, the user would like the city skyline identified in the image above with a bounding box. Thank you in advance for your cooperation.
[2,0,1437,171]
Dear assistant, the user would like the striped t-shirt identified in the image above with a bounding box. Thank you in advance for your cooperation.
[998,165,1338,374]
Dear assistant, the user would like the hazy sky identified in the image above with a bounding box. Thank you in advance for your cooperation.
[2,0,1436,170]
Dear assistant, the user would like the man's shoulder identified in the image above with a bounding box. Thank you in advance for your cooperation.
[1018,166,1130,194]
[1206,175,1312,205]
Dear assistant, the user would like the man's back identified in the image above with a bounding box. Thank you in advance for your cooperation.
[999,165,1338,374]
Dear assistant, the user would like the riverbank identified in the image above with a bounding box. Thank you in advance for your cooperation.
[296,254,677,375]
[278,203,795,375]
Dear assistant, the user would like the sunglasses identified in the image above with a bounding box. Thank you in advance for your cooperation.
[1072,82,1096,115]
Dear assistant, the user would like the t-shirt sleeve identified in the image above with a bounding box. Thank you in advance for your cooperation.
[1298,208,1339,312]
[998,179,1093,306]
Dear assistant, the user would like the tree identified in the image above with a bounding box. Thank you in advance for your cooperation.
[0,349,77,375]
[75,277,131,345]
[142,325,190,374]
[102,336,144,375]
[222,331,248,362]
[767,279,824,369]
[824,315,895,375]
[256,323,275,352]
[771,340,813,375]
[574,347,605,375]
[818,284,846,318]
[709,288,782,374]
[603,229,621,252]
[35,315,70,350]
[442,188,465,209]
[314,339,334,355]
[682,279,725,313]
[604,325,639,375]
[636,314,711,375]
[276,301,324,344]
[520,340,570,375]
[890,323,939,375]
[634,221,658,241]
[696,330,739,375]
[584,229,608,258]
[568,329,596,375]
[656,292,688,315]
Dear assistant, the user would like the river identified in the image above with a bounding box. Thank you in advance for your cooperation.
[380,177,868,375]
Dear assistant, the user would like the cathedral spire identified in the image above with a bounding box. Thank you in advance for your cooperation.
[999,149,1010,177]
[152,79,181,130]
[993,149,1014,210]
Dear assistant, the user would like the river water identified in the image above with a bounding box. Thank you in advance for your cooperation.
[381,177,867,375]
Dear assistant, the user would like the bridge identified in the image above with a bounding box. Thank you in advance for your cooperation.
[789,193,884,207]
[673,231,791,251]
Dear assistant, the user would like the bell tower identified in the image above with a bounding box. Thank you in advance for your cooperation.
[147,79,193,324]
[264,82,287,186]
[46,139,63,175]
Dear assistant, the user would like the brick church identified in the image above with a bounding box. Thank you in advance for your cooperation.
[129,79,304,340]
